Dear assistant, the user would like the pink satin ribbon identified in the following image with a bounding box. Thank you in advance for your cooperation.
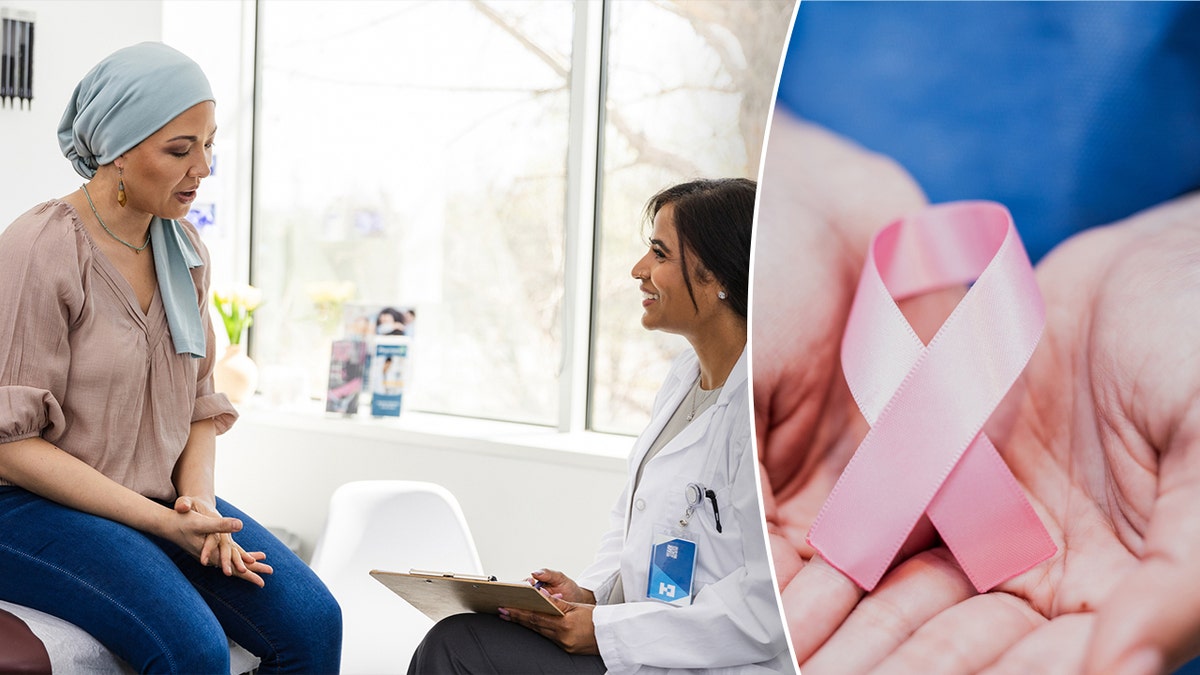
[806,201,1056,593]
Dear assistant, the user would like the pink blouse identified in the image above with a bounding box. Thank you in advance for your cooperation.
[0,200,237,500]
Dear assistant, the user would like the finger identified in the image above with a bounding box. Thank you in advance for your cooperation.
[780,554,864,663]
[232,568,267,588]
[531,568,566,587]
[220,537,236,576]
[1086,479,1200,674]
[528,590,571,613]
[236,549,271,576]
[530,568,583,601]
[804,548,976,675]
[225,540,248,574]
[185,513,243,535]
[174,496,193,514]
[769,532,805,590]
[501,607,538,633]
[872,592,1045,675]
[981,612,1091,675]
[200,533,219,566]
[208,516,243,534]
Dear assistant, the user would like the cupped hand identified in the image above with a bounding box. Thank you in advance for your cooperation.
[171,495,274,587]
[500,592,600,655]
[752,110,930,590]
[756,112,1200,674]
[526,568,596,605]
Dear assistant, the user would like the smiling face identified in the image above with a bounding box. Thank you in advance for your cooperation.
[117,101,216,221]
[630,203,721,337]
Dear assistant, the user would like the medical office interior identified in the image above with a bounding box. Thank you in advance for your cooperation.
[0,0,795,671]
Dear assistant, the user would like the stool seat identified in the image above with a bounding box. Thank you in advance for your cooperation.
[0,600,257,674]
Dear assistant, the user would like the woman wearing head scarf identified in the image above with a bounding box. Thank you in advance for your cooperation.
[407,179,789,674]
[0,43,341,673]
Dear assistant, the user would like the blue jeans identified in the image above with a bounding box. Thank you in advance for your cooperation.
[0,487,342,674]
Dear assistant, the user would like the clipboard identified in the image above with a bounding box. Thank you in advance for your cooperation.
[370,569,566,622]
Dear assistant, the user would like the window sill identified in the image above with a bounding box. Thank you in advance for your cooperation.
[227,397,632,471]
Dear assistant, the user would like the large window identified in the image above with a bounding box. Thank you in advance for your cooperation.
[251,0,794,433]
[591,1,794,433]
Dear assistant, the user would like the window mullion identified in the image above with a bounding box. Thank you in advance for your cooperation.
[558,0,606,433]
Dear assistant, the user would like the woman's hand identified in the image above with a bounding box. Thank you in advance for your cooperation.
[756,112,1200,674]
[500,593,600,655]
[753,111,930,593]
[169,496,274,587]
[526,568,596,605]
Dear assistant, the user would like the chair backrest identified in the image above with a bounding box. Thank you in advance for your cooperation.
[310,480,483,674]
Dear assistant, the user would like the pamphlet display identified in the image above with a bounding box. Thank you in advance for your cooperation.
[324,303,416,416]
[370,335,409,417]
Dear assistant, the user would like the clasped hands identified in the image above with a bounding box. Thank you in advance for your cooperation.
[167,495,273,587]
[755,113,1200,674]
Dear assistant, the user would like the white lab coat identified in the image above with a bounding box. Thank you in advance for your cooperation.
[577,348,792,674]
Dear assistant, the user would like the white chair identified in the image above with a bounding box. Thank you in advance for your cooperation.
[310,480,483,675]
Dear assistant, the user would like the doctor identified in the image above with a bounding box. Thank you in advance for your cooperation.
[408,178,790,674]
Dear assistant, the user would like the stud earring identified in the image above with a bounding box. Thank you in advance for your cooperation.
[718,291,727,300]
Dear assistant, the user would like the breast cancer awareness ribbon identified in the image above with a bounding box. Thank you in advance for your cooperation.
[806,201,1056,593]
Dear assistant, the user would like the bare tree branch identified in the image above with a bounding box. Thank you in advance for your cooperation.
[469,0,569,79]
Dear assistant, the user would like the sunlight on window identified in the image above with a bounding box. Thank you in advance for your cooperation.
[591,1,793,434]
[251,0,794,431]
[254,0,573,424]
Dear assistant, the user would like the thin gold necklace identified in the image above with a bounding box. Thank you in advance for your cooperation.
[81,183,150,254]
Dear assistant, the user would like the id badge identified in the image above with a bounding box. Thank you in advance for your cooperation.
[646,529,697,606]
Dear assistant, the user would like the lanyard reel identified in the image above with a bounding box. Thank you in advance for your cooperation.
[679,481,722,533]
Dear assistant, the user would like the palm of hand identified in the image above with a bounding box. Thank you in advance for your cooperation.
[752,115,926,588]
[756,114,1200,674]
[983,203,1200,674]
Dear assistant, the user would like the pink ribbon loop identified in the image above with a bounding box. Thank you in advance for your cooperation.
[806,201,1056,593]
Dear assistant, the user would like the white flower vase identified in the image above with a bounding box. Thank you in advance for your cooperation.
[215,343,258,404]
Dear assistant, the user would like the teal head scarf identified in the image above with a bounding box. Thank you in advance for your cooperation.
[57,42,213,359]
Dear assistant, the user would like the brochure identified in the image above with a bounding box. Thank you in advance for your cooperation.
[326,339,368,415]
[370,335,410,417]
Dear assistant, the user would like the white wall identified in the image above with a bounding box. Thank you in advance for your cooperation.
[0,1,163,228]
[0,1,253,284]
[162,0,256,287]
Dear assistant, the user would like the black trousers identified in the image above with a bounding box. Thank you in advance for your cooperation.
[408,613,607,674]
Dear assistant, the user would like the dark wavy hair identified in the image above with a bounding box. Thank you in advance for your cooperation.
[643,178,756,320]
